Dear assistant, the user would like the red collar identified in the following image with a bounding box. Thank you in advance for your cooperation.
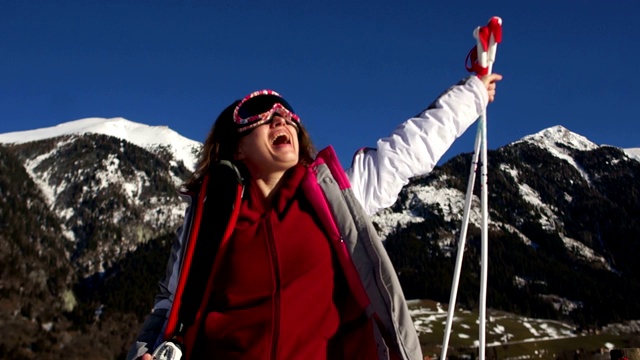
[247,164,307,216]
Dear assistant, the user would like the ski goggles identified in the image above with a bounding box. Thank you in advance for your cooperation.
[233,90,300,133]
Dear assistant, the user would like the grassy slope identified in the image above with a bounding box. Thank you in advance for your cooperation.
[410,300,638,359]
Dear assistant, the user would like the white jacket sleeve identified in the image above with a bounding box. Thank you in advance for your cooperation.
[346,76,488,216]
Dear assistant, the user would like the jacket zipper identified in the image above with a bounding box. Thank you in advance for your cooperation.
[266,213,281,360]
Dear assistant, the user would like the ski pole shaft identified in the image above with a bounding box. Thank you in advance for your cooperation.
[441,124,483,360]
[475,16,501,360]
[479,112,489,360]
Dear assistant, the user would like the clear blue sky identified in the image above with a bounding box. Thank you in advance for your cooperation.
[2,0,639,167]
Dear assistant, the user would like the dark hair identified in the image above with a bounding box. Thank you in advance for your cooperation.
[184,99,317,191]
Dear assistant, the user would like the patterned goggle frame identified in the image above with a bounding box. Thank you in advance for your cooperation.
[233,90,300,133]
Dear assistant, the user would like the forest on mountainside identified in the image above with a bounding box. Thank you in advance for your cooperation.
[385,144,640,330]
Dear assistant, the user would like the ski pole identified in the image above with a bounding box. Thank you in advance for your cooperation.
[477,17,501,360]
[440,16,501,360]
[440,120,483,360]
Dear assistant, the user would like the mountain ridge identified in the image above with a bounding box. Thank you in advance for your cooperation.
[0,117,201,171]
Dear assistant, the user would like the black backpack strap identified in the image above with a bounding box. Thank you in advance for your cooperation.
[177,160,244,325]
[163,161,245,357]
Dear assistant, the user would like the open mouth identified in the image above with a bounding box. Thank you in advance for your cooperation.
[271,132,291,146]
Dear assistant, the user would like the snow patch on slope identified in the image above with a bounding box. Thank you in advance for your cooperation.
[560,234,613,271]
[373,211,425,241]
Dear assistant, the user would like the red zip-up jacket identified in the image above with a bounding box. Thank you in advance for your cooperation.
[198,164,359,358]
[133,148,416,360]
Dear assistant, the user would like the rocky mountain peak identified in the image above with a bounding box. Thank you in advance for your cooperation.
[518,125,599,152]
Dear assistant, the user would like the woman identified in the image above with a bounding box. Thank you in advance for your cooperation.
[128,73,501,360]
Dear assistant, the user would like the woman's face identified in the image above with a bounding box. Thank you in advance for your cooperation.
[235,115,299,177]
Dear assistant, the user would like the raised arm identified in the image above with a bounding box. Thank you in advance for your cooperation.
[346,75,500,216]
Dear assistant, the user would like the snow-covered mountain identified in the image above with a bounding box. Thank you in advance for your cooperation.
[374,125,635,245]
[1,118,637,280]
[0,117,201,171]
[375,124,637,261]
[519,125,599,151]
[377,124,640,329]
[0,118,201,275]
